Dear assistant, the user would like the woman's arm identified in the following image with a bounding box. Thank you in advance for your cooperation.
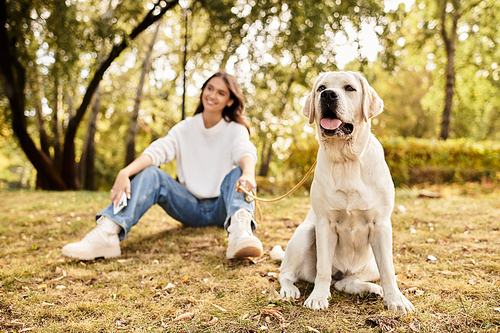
[236,154,256,193]
[110,154,153,206]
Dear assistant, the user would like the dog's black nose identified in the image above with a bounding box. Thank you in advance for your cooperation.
[321,90,338,102]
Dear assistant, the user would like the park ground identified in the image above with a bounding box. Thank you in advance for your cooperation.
[0,183,500,332]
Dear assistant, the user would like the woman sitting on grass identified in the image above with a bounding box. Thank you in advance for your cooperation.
[62,70,262,260]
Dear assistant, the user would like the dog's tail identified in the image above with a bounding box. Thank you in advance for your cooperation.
[269,245,285,261]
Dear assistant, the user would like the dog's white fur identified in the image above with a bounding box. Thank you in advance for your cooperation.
[276,71,414,314]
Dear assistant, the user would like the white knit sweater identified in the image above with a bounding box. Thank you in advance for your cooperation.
[142,114,257,199]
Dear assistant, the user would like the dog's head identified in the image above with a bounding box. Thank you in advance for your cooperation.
[303,71,383,140]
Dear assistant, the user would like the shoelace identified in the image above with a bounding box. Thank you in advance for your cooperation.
[83,217,107,240]
[234,210,253,234]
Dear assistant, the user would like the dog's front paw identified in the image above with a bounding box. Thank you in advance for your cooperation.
[304,293,330,310]
[384,292,414,314]
[280,285,300,300]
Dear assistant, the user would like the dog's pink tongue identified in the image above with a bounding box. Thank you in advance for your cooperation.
[320,118,342,130]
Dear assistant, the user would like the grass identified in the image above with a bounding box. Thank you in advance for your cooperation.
[0,184,499,332]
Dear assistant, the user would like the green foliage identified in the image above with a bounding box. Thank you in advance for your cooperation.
[2,0,500,191]
[380,136,500,186]
[0,129,36,189]
[266,136,500,191]
[382,0,500,140]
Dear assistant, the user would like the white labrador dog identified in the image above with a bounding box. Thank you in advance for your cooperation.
[274,71,414,314]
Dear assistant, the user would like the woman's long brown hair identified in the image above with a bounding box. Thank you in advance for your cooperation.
[194,70,250,133]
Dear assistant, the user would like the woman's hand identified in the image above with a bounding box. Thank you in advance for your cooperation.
[109,154,153,207]
[236,173,255,193]
[110,169,132,207]
[237,155,256,193]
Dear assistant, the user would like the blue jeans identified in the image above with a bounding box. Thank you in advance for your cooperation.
[97,166,256,241]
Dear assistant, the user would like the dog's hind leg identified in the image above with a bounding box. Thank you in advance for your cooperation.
[279,211,317,300]
[334,276,383,296]
[334,255,383,296]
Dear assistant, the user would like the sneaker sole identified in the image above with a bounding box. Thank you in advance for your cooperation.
[227,236,263,259]
[232,246,263,258]
[61,247,121,260]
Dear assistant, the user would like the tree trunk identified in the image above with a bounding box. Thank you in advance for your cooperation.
[257,76,295,177]
[0,0,67,190]
[125,23,160,166]
[259,143,273,177]
[440,1,459,140]
[79,85,102,191]
[32,73,51,157]
[59,0,178,189]
[33,72,52,189]
[52,66,63,171]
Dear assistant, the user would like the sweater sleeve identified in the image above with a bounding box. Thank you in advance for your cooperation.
[231,125,258,166]
[142,126,179,167]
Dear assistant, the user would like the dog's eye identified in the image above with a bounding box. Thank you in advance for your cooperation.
[317,85,326,92]
[345,85,356,92]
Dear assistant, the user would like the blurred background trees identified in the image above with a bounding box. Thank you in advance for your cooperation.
[0,0,499,190]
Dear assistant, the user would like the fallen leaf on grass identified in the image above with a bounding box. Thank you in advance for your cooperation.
[436,270,453,276]
[268,287,281,302]
[259,308,285,323]
[115,318,130,327]
[210,303,227,312]
[188,296,205,303]
[42,302,55,306]
[259,308,289,328]
[4,320,24,327]
[172,312,194,321]
[202,317,218,327]
[178,276,189,284]
[84,278,98,285]
[409,320,420,332]
[418,191,442,198]
[427,255,437,263]
[397,205,406,213]
[494,308,500,313]
[163,283,176,290]
[55,285,66,290]
[19,328,33,332]
[396,274,408,283]
[406,287,425,296]
[468,279,477,285]
[37,283,47,290]
[366,316,401,332]
[305,326,320,333]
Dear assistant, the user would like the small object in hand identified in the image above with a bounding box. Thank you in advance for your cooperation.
[113,192,128,215]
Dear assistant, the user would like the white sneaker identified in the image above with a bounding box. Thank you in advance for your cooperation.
[61,216,122,260]
[226,209,263,259]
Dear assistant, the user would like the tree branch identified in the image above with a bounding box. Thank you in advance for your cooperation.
[62,0,179,188]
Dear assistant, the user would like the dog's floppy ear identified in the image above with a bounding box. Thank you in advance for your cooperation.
[302,90,315,124]
[356,73,384,122]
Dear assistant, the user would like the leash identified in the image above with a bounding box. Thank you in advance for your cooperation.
[236,160,317,222]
